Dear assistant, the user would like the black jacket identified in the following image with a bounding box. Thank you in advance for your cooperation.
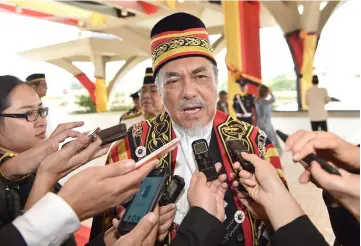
[271,215,328,246]
[0,223,27,246]
[87,207,225,246]
[326,204,360,246]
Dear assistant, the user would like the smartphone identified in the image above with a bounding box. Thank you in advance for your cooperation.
[117,168,169,235]
[276,130,341,176]
[134,138,180,170]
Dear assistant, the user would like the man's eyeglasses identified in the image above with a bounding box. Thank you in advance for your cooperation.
[0,107,49,122]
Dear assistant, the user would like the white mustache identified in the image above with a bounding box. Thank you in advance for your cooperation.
[176,98,206,111]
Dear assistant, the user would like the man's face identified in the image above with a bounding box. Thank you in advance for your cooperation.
[159,57,217,129]
[240,84,248,93]
[140,84,163,117]
[220,94,228,103]
[133,98,141,109]
[30,80,47,98]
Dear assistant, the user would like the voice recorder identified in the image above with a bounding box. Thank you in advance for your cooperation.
[191,139,218,181]
[159,175,185,206]
[226,139,255,174]
[226,139,255,193]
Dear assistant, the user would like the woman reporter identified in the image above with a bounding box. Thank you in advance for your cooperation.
[0,75,107,246]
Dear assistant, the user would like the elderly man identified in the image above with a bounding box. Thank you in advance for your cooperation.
[91,13,286,246]
[119,67,163,127]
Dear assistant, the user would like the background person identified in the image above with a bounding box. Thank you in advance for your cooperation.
[216,90,229,114]
[255,84,282,155]
[305,75,331,131]
[232,79,255,125]
[25,73,47,99]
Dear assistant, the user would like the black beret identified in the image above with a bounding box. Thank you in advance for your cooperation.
[26,73,45,83]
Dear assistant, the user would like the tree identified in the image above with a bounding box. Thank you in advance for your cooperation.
[74,95,96,113]
[265,73,296,91]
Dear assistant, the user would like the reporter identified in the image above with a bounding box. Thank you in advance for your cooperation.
[172,169,227,246]
[286,130,360,246]
[286,130,360,171]
[233,153,328,246]
[158,203,176,242]
[25,135,108,210]
[112,211,159,246]
[0,159,158,246]
[91,166,228,246]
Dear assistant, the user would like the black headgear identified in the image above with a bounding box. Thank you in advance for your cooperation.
[26,73,46,85]
[130,92,140,100]
[236,79,248,87]
[143,67,154,85]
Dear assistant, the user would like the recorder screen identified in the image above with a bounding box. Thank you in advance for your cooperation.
[123,176,163,223]
[194,142,207,154]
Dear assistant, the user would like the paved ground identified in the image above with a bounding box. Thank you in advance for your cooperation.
[56,111,359,244]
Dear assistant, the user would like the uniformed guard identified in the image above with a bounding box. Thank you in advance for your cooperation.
[91,13,286,246]
[119,91,142,124]
[232,78,255,125]
[25,73,47,99]
[119,67,163,128]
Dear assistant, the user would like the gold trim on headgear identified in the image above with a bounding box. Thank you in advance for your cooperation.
[150,13,216,78]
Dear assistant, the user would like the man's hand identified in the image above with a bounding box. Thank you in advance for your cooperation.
[113,209,159,246]
[286,130,360,171]
[58,159,158,221]
[233,153,304,230]
[157,203,176,242]
[310,161,360,221]
[188,163,227,222]
[103,206,126,246]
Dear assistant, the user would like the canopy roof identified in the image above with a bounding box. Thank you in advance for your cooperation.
[2,0,281,57]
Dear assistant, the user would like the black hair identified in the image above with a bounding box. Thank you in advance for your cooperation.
[256,84,269,101]
[219,90,227,97]
[0,75,25,113]
[312,75,319,85]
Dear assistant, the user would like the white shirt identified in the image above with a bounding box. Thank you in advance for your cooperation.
[12,192,80,246]
[172,121,213,225]
[306,86,330,121]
